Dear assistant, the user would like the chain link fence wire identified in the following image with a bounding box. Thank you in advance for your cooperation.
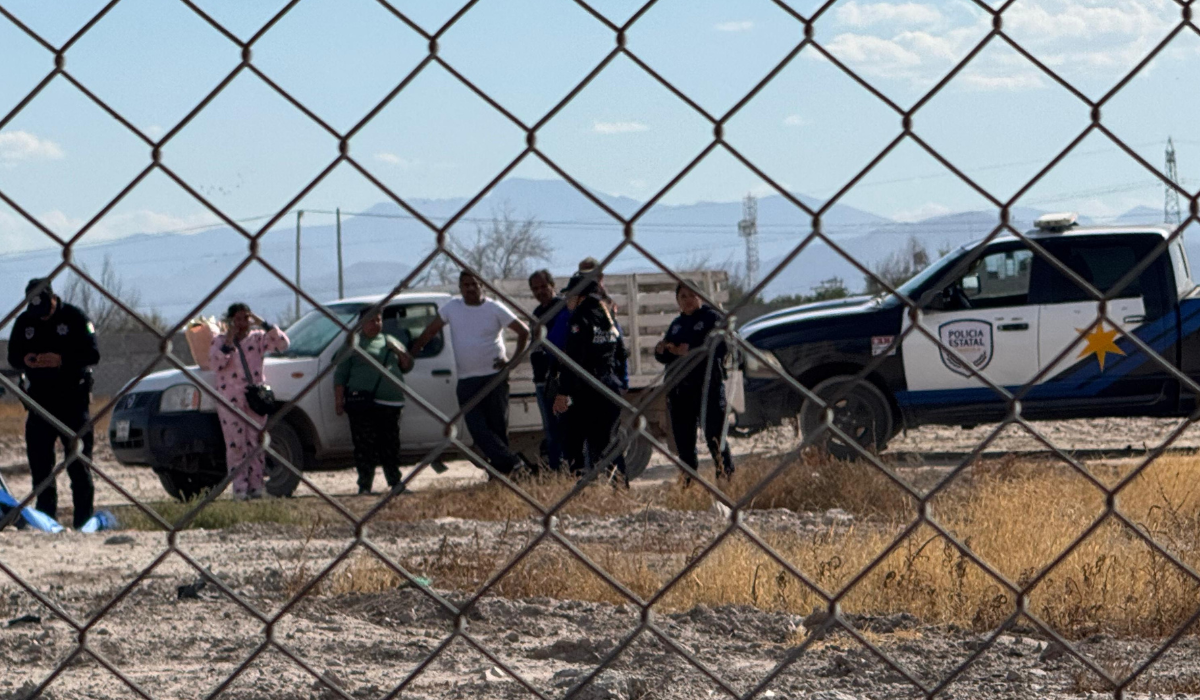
[1,0,1199,698]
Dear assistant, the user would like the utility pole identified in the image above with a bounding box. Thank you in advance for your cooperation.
[1166,138,1182,226]
[738,193,759,288]
[295,209,304,320]
[336,207,344,299]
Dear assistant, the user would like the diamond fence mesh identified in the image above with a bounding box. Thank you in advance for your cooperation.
[1,0,1200,698]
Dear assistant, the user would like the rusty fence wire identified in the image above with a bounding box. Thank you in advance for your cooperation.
[1,0,1199,698]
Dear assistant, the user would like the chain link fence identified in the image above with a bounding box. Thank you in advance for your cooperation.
[1,0,1199,698]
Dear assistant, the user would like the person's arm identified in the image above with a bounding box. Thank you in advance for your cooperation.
[385,335,415,373]
[655,318,681,365]
[508,319,529,362]
[333,353,353,416]
[58,311,100,372]
[8,321,29,371]
[209,334,236,372]
[409,317,445,355]
[554,316,589,413]
[259,316,290,354]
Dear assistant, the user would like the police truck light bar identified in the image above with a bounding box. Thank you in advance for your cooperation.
[1034,212,1079,232]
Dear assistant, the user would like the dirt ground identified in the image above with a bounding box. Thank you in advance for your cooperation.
[4,418,1200,699]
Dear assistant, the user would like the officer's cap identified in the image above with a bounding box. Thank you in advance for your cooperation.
[25,278,53,297]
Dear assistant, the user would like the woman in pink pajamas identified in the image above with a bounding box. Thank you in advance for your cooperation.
[209,303,290,499]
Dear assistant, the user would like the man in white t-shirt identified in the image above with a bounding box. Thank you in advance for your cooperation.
[411,270,530,475]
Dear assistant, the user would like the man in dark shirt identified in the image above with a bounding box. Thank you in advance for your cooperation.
[655,282,734,480]
[529,270,571,471]
[6,278,100,528]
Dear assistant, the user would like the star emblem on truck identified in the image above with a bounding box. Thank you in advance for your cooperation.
[1075,322,1125,371]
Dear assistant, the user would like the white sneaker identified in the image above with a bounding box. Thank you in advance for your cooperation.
[248,489,265,500]
[231,491,249,501]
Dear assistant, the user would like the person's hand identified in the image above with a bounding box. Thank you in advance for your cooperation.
[335,396,345,416]
[37,353,62,368]
[23,353,39,368]
[655,341,666,354]
[250,313,264,327]
[553,395,570,415]
[673,343,690,356]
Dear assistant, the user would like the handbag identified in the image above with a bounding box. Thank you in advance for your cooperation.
[235,339,280,416]
[343,348,391,412]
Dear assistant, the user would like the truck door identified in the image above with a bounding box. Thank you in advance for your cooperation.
[1029,234,1175,412]
[900,243,1038,420]
[382,302,460,450]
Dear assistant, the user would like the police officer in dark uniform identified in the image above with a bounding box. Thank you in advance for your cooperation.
[656,282,734,480]
[552,273,628,483]
[6,278,100,528]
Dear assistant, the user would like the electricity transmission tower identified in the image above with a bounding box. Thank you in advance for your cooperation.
[738,193,759,288]
[1166,137,1182,226]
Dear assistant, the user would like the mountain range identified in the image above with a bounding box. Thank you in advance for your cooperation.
[0,179,1184,328]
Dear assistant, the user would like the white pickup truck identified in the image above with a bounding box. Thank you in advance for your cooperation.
[108,272,730,499]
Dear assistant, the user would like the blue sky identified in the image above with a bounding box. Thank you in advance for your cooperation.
[0,0,1197,256]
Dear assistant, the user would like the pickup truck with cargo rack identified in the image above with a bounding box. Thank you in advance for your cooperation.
[736,214,1199,458]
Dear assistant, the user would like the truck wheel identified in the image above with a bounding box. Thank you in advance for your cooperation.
[799,375,893,460]
[621,429,653,482]
[265,422,304,498]
[156,462,223,502]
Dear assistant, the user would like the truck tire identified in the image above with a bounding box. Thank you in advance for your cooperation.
[156,467,222,502]
[264,422,304,498]
[799,375,893,460]
[621,428,653,481]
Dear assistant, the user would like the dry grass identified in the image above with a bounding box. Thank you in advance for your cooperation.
[353,452,1200,639]
[107,443,1200,639]
[119,496,320,531]
[0,397,113,436]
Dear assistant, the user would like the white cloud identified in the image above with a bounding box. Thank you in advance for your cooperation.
[957,70,1045,91]
[714,20,754,32]
[892,202,952,222]
[1003,0,1174,41]
[783,114,808,127]
[835,1,943,28]
[373,152,418,168]
[593,121,649,135]
[0,131,65,164]
[814,0,1179,91]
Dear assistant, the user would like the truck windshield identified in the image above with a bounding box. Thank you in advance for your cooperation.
[275,304,366,357]
[878,247,965,306]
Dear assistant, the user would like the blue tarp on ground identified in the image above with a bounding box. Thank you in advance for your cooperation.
[0,488,64,533]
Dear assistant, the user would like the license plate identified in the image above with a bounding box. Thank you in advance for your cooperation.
[114,420,130,442]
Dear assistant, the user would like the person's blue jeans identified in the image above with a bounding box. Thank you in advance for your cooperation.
[534,383,564,471]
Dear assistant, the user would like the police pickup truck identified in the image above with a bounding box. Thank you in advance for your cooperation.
[108,292,658,500]
[737,214,1199,458]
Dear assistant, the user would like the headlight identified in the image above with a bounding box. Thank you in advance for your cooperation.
[744,349,785,379]
[159,384,201,413]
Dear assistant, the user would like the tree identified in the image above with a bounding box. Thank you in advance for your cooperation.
[63,255,167,333]
[725,272,851,325]
[862,237,953,295]
[427,202,551,283]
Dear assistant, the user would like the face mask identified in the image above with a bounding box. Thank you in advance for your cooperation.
[29,294,52,317]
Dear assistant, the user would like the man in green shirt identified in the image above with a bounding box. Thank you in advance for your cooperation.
[334,310,414,495]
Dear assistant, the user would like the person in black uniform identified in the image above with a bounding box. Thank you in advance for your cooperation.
[6,278,100,528]
[552,273,627,484]
[656,282,734,481]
